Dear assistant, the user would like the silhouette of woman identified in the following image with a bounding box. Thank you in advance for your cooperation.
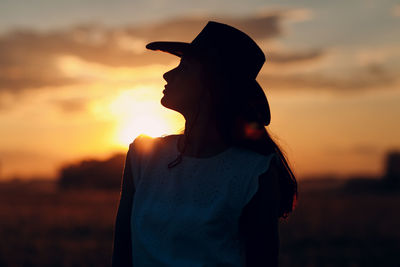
[112,21,298,267]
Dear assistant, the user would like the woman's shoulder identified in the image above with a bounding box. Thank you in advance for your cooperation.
[128,134,179,154]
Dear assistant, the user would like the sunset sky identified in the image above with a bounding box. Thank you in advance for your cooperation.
[0,0,399,180]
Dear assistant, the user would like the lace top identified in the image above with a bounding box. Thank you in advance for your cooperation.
[127,134,278,267]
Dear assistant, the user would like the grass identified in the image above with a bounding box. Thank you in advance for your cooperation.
[0,179,399,266]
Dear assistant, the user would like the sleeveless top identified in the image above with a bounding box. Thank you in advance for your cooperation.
[127,134,277,267]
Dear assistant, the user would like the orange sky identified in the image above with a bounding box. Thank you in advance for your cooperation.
[0,2,400,180]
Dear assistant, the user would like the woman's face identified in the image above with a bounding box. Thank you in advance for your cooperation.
[161,54,209,116]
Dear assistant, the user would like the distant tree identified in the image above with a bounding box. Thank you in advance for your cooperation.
[343,151,400,194]
[58,153,126,190]
[383,151,400,188]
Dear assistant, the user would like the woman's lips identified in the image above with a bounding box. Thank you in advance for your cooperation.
[163,84,169,93]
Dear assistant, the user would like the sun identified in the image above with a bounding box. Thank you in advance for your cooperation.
[117,114,170,145]
[105,87,184,148]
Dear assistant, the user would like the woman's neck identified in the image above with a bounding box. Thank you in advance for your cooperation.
[178,112,230,158]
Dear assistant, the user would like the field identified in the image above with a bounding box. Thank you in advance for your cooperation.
[0,179,399,267]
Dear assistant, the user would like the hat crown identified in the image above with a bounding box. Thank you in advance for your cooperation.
[190,21,265,80]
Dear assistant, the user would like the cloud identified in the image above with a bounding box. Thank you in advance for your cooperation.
[256,7,313,23]
[0,149,56,161]
[123,13,282,41]
[258,63,398,93]
[0,13,286,93]
[0,91,19,111]
[324,144,380,156]
[52,97,88,113]
[1,9,397,98]
[267,49,324,64]
[0,31,80,92]
[350,145,379,155]
[391,4,400,17]
[356,45,400,66]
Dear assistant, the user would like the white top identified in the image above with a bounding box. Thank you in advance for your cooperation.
[127,134,277,267]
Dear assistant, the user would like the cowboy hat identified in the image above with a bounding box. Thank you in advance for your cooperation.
[145,21,271,126]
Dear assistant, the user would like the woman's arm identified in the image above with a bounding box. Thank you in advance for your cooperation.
[112,150,135,267]
[239,159,280,267]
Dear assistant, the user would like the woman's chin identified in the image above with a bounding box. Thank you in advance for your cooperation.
[160,96,169,107]
[160,97,182,114]
[160,97,174,110]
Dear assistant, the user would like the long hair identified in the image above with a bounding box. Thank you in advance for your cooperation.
[169,55,298,220]
[208,65,298,220]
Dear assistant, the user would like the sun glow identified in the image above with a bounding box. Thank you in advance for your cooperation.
[100,87,184,148]
[117,114,170,144]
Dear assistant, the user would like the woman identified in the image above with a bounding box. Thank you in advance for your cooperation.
[112,21,298,267]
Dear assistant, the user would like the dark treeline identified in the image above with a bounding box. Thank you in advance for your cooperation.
[58,153,126,190]
[343,151,400,193]
[56,149,400,192]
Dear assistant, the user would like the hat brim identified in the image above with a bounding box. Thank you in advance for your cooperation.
[146,41,191,57]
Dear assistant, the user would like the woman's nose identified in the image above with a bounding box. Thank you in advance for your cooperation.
[163,67,176,83]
